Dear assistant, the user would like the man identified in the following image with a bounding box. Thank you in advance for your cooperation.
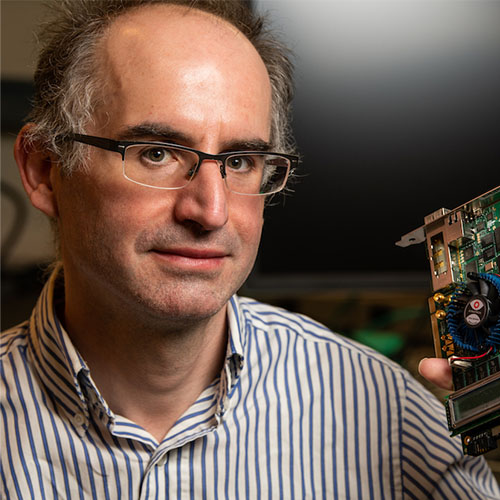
[1,0,499,498]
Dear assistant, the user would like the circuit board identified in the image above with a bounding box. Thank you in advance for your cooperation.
[397,186,500,456]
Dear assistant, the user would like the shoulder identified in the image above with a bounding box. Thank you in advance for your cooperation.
[0,323,32,406]
[236,296,408,375]
[1,321,30,358]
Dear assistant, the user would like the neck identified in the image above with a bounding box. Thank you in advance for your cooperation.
[61,281,229,443]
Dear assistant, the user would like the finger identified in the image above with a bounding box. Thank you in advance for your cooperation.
[418,357,453,391]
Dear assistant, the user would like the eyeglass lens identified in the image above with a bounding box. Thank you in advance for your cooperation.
[123,144,290,194]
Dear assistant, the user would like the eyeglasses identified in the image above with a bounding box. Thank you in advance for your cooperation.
[64,134,298,196]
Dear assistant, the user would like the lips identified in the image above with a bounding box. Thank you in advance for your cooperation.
[150,246,228,271]
[153,247,227,258]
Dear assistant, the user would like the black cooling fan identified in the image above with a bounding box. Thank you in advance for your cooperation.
[446,272,500,352]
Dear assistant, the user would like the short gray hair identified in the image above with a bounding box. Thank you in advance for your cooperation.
[25,0,296,174]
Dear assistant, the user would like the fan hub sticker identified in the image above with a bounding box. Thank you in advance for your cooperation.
[464,296,488,327]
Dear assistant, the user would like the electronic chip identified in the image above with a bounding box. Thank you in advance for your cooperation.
[466,261,478,275]
[495,227,500,249]
[481,233,494,248]
[490,357,500,374]
[483,246,496,262]
[463,246,475,261]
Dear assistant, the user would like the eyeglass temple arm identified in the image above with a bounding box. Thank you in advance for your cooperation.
[68,134,125,155]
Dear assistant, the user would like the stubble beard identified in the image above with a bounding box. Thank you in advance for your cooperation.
[91,228,256,333]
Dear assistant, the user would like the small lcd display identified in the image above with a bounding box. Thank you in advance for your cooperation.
[450,377,500,427]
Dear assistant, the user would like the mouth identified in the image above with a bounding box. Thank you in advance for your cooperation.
[150,247,228,271]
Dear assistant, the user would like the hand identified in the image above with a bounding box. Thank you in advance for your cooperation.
[418,357,453,391]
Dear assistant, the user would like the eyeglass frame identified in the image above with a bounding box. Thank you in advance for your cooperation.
[60,133,298,196]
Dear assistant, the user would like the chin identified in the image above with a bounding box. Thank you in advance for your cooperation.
[131,282,231,324]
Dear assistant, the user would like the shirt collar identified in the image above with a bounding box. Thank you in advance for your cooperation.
[227,296,245,353]
[226,296,246,383]
[28,267,249,431]
[28,266,112,433]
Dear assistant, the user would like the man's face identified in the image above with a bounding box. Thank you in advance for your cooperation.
[53,6,272,326]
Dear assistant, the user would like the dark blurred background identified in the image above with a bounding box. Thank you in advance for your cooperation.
[253,0,500,278]
[2,0,499,479]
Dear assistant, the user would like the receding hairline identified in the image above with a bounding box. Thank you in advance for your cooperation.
[101,2,263,54]
[89,2,272,133]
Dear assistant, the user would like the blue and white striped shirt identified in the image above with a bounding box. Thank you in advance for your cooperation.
[1,270,499,499]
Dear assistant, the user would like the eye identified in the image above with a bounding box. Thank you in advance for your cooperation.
[142,147,173,164]
[227,155,254,172]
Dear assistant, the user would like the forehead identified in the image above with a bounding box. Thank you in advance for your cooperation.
[93,5,272,141]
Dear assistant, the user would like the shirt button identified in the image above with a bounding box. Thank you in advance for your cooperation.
[73,413,85,426]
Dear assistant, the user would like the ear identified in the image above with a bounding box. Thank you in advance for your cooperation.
[14,124,59,218]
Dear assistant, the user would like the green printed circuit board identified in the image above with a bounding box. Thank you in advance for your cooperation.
[397,186,500,456]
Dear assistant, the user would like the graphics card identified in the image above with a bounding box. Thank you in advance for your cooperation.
[397,186,500,456]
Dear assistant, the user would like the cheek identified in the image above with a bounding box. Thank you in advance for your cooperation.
[233,197,265,246]
[94,190,173,250]
[58,176,161,253]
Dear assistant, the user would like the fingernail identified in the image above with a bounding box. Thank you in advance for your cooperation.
[417,358,428,372]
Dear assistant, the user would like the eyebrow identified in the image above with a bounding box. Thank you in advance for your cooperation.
[116,122,272,152]
[116,123,191,144]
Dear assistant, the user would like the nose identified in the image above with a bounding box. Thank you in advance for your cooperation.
[173,159,229,231]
